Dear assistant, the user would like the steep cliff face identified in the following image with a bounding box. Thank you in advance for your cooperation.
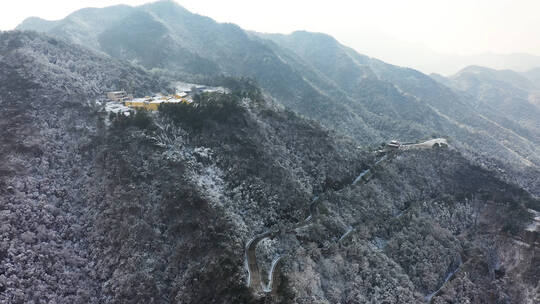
[1,31,538,304]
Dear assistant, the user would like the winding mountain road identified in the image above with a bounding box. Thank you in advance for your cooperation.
[262,255,286,293]
[245,196,321,291]
[244,138,448,294]
[245,153,391,293]
[425,260,462,302]
[402,138,448,150]
[245,231,278,290]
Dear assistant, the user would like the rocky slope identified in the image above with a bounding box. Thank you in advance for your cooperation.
[1,30,538,304]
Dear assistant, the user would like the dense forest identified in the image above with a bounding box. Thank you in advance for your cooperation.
[1,2,539,303]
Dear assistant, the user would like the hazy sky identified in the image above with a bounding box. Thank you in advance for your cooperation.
[2,0,540,73]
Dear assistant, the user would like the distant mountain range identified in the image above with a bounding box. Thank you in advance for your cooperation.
[347,35,540,75]
[17,1,540,191]
[16,1,540,193]
[437,52,540,75]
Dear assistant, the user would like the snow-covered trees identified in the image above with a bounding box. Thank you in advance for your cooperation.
[1,30,538,304]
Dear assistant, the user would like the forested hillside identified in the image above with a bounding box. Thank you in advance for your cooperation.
[1,30,538,303]
[17,1,540,198]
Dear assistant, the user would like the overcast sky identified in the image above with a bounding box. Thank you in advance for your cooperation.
[2,0,540,73]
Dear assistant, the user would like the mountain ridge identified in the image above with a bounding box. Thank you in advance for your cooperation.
[1,22,539,304]
[15,0,540,197]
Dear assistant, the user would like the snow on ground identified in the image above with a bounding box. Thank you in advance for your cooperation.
[137,95,188,105]
[175,81,229,94]
[513,239,531,248]
[402,138,448,150]
[104,80,229,114]
[105,102,131,115]
[525,208,540,232]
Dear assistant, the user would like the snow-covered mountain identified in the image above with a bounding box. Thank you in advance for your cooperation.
[2,1,539,303]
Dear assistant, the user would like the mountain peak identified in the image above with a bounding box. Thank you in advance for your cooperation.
[453,65,537,89]
[140,0,189,13]
[455,65,495,75]
[16,16,57,31]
